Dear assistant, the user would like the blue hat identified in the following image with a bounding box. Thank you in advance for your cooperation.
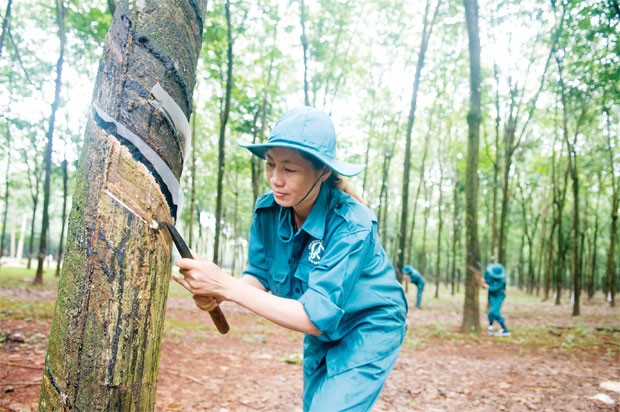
[402,265,419,275]
[237,106,365,177]
[487,263,506,279]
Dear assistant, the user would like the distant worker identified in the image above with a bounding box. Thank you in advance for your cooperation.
[402,265,425,309]
[481,262,511,337]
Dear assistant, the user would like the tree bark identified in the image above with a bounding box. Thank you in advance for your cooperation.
[39,1,207,410]
[35,0,66,285]
[461,0,482,333]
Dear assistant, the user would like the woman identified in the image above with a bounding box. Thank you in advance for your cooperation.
[173,106,408,411]
[482,262,511,337]
[402,265,425,309]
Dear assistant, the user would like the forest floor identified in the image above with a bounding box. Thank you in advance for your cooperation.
[1,267,619,412]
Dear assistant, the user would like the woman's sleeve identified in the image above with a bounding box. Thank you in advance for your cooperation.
[298,228,371,334]
[242,212,270,291]
[487,277,505,293]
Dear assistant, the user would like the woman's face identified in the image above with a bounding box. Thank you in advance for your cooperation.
[265,147,329,210]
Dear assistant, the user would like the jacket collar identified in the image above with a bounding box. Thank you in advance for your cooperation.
[300,183,330,240]
[274,184,330,242]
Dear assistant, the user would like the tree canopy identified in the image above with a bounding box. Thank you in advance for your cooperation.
[1,0,618,314]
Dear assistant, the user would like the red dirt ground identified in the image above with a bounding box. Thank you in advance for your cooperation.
[1,282,619,411]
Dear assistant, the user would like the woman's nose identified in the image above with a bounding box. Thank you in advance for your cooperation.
[269,169,283,186]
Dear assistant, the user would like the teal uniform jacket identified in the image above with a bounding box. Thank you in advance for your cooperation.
[484,263,507,325]
[243,184,408,410]
[403,265,425,288]
[402,265,425,309]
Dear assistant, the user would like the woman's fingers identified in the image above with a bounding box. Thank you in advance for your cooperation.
[172,273,190,290]
[193,295,218,312]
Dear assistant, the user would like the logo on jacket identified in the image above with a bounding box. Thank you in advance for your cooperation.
[308,240,324,265]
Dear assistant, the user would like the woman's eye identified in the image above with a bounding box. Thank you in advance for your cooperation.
[285,168,296,173]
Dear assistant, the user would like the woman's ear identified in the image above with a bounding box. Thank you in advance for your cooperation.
[320,167,332,182]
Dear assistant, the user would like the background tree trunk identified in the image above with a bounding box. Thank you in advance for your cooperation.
[489,62,501,259]
[213,0,232,265]
[24,147,41,270]
[588,179,600,300]
[34,0,65,285]
[396,0,440,278]
[450,172,462,296]
[0,0,12,60]
[39,1,208,409]
[1,115,10,259]
[188,106,197,249]
[605,109,619,307]
[251,13,277,204]
[434,156,444,298]
[555,41,586,316]
[300,0,310,106]
[461,0,482,333]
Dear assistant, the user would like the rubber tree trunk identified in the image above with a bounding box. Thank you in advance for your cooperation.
[461,0,482,333]
[39,1,207,410]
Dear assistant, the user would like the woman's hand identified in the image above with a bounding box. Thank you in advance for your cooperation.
[192,295,220,312]
[172,253,235,302]
[173,254,320,336]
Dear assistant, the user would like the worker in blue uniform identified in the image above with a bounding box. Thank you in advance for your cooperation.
[174,106,408,411]
[482,262,511,337]
[402,265,425,309]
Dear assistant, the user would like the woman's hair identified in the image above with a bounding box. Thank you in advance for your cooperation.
[301,152,364,204]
